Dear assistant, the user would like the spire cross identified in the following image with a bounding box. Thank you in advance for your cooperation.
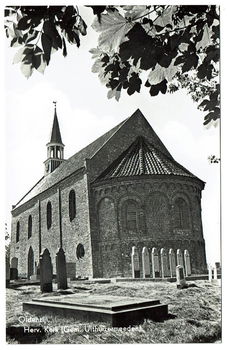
[53,101,57,110]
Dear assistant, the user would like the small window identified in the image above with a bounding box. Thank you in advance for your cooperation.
[50,147,54,158]
[76,243,85,260]
[126,200,138,231]
[69,189,76,221]
[46,201,52,229]
[28,215,32,239]
[16,221,20,243]
[174,197,189,229]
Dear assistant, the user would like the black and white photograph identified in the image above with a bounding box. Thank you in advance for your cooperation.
[3,1,222,345]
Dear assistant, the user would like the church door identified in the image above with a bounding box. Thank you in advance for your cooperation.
[27,247,34,279]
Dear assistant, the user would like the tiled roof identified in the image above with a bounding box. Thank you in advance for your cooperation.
[13,118,127,209]
[96,136,197,180]
[13,109,202,211]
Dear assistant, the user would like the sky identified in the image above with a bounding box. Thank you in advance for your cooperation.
[3,3,221,265]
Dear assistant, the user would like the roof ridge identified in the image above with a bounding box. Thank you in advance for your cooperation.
[13,176,44,208]
[89,114,132,160]
[65,117,128,164]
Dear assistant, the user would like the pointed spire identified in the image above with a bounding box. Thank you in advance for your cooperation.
[50,101,63,144]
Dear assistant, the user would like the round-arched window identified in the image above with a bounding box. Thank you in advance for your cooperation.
[16,221,20,243]
[28,215,32,239]
[174,197,190,229]
[46,201,52,230]
[69,189,76,221]
[76,243,85,260]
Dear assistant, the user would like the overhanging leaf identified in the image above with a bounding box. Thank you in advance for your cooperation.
[196,24,211,50]
[149,79,167,96]
[125,6,147,20]
[92,10,133,51]
[13,47,26,64]
[20,62,33,78]
[148,63,179,85]
[36,55,47,74]
[41,33,52,64]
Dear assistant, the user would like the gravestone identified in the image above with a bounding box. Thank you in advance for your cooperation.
[184,250,191,276]
[56,247,68,290]
[160,248,170,278]
[142,247,150,278]
[208,265,213,282]
[66,262,76,280]
[36,263,40,276]
[6,256,10,287]
[151,247,160,278]
[29,261,41,281]
[23,294,169,326]
[169,249,176,277]
[34,261,37,275]
[177,249,184,270]
[40,248,53,293]
[215,262,221,275]
[176,265,187,289]
[131,246,140,278]
[213,265,218,280]
[10,257,18,280]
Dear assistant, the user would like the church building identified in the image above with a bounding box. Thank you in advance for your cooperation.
[10,107,207,279]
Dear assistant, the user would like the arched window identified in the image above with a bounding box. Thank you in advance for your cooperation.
[76,243,85,260]
[16,221,20,242]
[174,197,190,229]
[126,200,138,232]
[46,201,52,229]
[69,189,76,221]
[28,215,32,239]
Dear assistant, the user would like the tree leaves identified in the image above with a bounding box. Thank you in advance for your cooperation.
[43,19,62,49]
[145,79,168,96]
[87,6,107,23]
[41,33,52,65]
[13,47,26,64]
[89,5,219,124]
[120,24,157,70]
[17,16,32,30]
[92,9,133,51]
[5,5,87,77]
[5,5,220,126]
[148,63,179,85]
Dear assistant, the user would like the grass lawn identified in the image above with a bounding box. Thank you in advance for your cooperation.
[6,279,221,344]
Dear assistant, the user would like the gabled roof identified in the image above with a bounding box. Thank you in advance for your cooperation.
[50,109,63,144]
[13,109,203,211]
[96,136,197,181]
[13,117,127,209]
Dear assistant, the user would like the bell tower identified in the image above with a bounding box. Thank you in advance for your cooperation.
[44,102,65,175]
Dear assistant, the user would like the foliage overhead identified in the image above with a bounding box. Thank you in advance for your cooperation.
[4,6,87,77]
[5,5,220,126]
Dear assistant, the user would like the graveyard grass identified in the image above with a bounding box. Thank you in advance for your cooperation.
[6,280,221,344]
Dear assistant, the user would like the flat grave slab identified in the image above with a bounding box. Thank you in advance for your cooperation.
[23,293,168,327]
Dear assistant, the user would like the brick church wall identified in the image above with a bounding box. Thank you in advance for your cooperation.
[60,172,93,278]
[11,169,93,278]
[11,201,40,278]
[90,176,206,277]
